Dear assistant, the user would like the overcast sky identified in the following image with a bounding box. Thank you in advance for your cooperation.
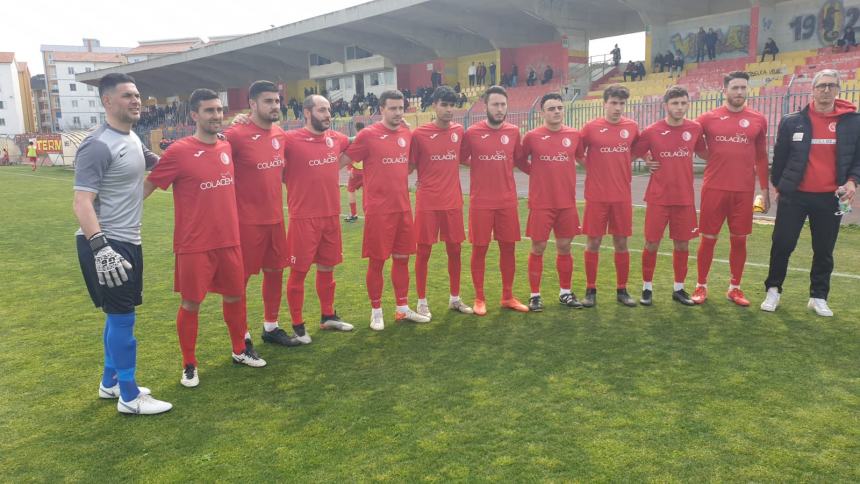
[5,0,644,75]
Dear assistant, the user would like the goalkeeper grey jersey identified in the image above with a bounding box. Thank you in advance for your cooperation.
[74,124,158,244]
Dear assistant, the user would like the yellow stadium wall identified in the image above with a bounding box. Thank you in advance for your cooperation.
[456,51,501,87]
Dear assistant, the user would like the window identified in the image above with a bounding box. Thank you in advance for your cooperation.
[72,116,81,126]
[71,100,78,108]
[326,78,341,91]
[309,54,332,66]
[85,67,92,72]
[70,83,77,91]
[90,116,98,124]
[369,72,380,86]
[346,45,372,60]
[0,101,4,109]
[0,118,5,126]
[89,100,96,108]
[67,67,75,75]
[87,85,94,92]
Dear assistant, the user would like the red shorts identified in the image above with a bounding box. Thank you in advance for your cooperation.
[347,169,363,192]
[469,207,521,245]
[286,216,343,272]
[28,156,37,163]
[644,204,698,242]
[174,246,245,302]
[414,208,466,245]
[526,206,581,241]
[582,201,633,237]
[239,222,288,277]
[698,188,754,236]
[363,211,416,260]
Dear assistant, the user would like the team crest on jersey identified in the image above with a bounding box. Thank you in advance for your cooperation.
[325,137,335,148]
[500,134,510,145]
[562,137,572,147]
[739,118,750,128]
[451,132,459,143]
[271,138,280,150]
[220,152,230,165]
[620,129,630,139]
[397,137,406,148]
[828,122,837,133]
[682,131,692,141]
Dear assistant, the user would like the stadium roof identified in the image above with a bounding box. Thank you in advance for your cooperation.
[76,0,752,98]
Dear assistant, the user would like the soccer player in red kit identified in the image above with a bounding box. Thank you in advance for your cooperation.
[145,89,265,388]
[222,80,297,347]
[692,71,770,306]
[345,122,366,222]
[339,90,429,330]
[631,86,704,306]
[410,86,474,318]
[282,95,355,340]
[461,85,528,316]
[519,93,583,312]
[578,84,639,307]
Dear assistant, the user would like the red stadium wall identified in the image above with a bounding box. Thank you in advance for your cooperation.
[397,59,445,92]
[500,41,568,84]
[227,87,250,111]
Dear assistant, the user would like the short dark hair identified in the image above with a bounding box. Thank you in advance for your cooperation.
[378,90,404,108]
[98,73,136,97]
[540,92,563,109]
[723,71,750,87]
[482,85,508,103]
[249,80,278,101]
[431,86,458,104]
[663,85,689,103]
[603,84,630,102]
[189,88,220,112]
[355,121,365,131]
[303,94,323,112]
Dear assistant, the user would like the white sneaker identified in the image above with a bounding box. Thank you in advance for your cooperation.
[448,299,474,314]
[117,393,173,415]
[808,298,834,317]
[395,308,431,323]
[760,288,780,312]
[320,313,354,331]
[417,301,432,319]
[99,383,151,399]
[181,364,199,387]
[232,348,267,367]
[370,311,385,331]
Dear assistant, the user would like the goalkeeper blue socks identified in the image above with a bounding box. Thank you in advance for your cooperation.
[105,312,139,401]
[101,319,117,388]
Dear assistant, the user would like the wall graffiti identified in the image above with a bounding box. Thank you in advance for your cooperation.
[669,25,750,60]
[765,0,860,49]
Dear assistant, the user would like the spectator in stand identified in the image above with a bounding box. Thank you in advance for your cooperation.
[761,37,779,62]
[706,28,718,60]
[468,62,477,87]
[279,95,289,119]
[289,98,301,120]
[636,61,647,81]
[653,52,664,73]
[671,50,684,77]
[511,63,518,87]
[527,68,537,86]
[611,44,621,67]
[2,147,9,165]
[623,62,637,82]
[696,27,708,62]
[542,65,554,85]
[457,92,467,108]
[489,62,497,85]
[838,27,857,52]
[664,50,675,72]
[454,81,461,93]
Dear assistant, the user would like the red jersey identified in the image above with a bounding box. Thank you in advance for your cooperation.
[461,120,523,209]
[222,122,286,225]
[410,122,464,211]
[520,125,580,209]
[798,100,855,192]
[343,123,411,215]
[696,105,768,192]
[632,119,705,206]
[282,128,350,219]
[578,117,639,203]
[147,137,239,254]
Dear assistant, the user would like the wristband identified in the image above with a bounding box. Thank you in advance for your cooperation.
[88,232,109,253]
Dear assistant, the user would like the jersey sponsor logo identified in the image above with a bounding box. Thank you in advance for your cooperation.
[220,153,231,165]
[252,134,262,140]
[658,146,691,158]
[538,152,570,162]
[451,132,459,143]
[193,150,205,157]
[430,149,457,161]
[682,131,692,141]
[308,153,338,166]
[257,159,285,170]
[325,137,335,148]
[562,137,572,147]
[739,118,750,128]
[500,134,510,145]
[828,122,837,133]
[599,143,630,153]
[719,115,730,121]
[477,150,507,161]
[200,172,234,191]
[397,137,407,148]
[272,138,280,150]
[714,133,749,144]
[382,153,409,164]
[620,129,630,139]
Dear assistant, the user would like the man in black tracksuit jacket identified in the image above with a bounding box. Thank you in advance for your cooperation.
[761,69,860,316]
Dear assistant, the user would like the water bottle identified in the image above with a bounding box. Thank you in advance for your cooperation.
[835,187,852,216]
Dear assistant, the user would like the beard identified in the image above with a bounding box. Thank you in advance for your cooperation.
[486,111,506,126]
[310,115,329,132]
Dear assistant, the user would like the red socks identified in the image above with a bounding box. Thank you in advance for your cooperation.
[415,244,432,300]
[176,307,199,367]
[262,270,283,322]
[367,258,385,309]
[614,251,630,289]
[222,300,248,355]
[729,235,747,286]
[557,254,573,291]
[499,241,516,300]
[528,253,543,293]
[287,269,307,324]
[641,249,657,283]
[391,257,410,306]
[584,250,599,289]
[673,250,689,284]
[349,202,357,217]
[697,236,717,285]
[471,245,488,301]
[316,270,335,316]
[446,242,461,297]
